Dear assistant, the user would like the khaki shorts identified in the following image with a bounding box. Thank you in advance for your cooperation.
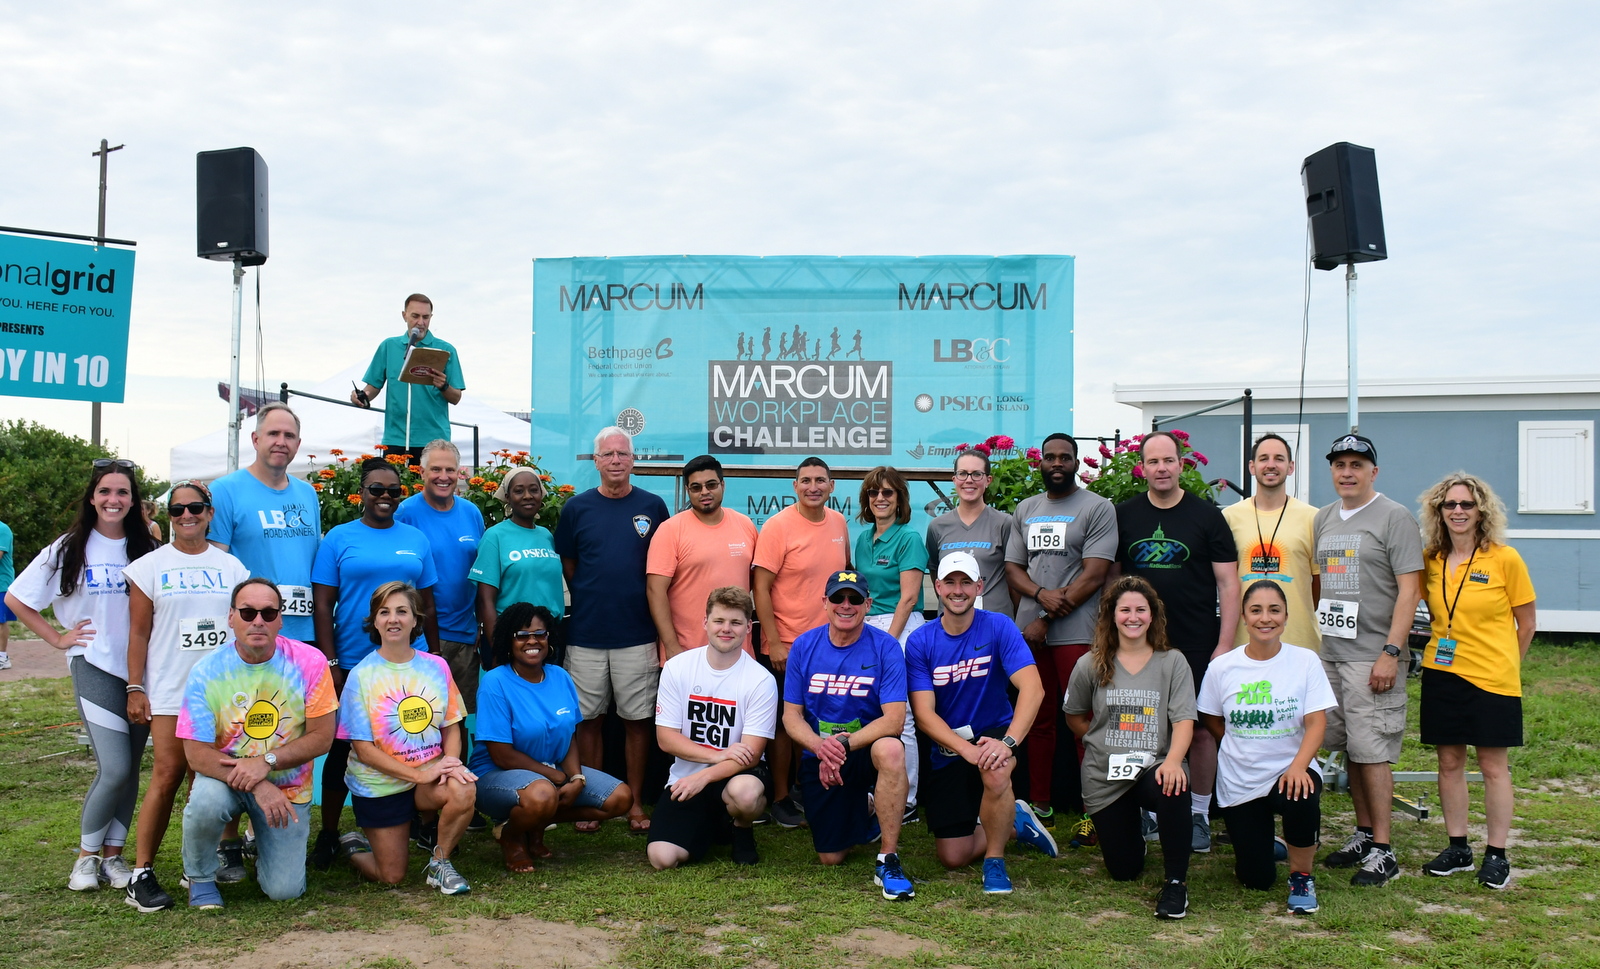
[1322,658,1406,764]
[438,639,480,714]
[568,642,660,721]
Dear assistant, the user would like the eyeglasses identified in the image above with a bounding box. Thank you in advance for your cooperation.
[865,488,897,499]
[169,501,212,517]
[236,606,281,622]
[953,471,989,481]
[1441,500,1478,510]
[686,480,722,493]
[364,484,405,498]
[93,458,136,470]
[596,451,633,461]
[513,629,551,642]
[828,592,866,605]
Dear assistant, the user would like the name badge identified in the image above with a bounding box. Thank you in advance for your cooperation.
[280,584,314,617]
[1107,751,1154,781]
[1434,638,1458,666]
[1316,598,1360,639]
[1250,554,1281,574]
[179,616,229,651]
[1028,522,1066,552]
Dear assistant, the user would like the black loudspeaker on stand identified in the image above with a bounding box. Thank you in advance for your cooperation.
[196,147,269,266]
[1301,142,1386,271]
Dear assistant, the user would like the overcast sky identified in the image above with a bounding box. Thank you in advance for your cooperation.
[2,2,1596,476]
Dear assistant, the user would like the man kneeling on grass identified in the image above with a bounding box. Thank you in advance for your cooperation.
[178,578,337,908]
[648,587,778,869]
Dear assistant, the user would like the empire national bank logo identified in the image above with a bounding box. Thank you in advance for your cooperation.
[1127,525,1190,570]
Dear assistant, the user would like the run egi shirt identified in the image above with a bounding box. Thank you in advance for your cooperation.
[783,623,906,756]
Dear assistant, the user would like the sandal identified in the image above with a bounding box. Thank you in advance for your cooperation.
[499,838,536,874]
[628,815,651,833]
[574,820,602,834]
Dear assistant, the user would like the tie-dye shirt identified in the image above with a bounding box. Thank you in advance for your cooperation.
[176,636,338,805]
[337,648,465,798]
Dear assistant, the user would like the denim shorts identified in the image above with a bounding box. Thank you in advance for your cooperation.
[475,765,623,822]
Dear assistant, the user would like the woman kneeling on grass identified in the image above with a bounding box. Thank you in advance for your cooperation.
[1197,580,1336,914]
[472,602,631,872]
[1064,575,1197,921]
[336,582,476,895]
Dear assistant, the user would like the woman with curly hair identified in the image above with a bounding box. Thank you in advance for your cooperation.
[1414,472,1536,890]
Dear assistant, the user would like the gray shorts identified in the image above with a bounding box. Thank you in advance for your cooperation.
[567,642,660,721]
[438,639,480,714]
[1321,659,1405,764]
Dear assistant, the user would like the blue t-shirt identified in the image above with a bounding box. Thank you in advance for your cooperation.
[469,663,582,776]
[395,494,485,643]
[551,486,668,648]
[311,519,438,669]
[208,470,321,641]
[782,623,907,757]
[906,609,1036,768]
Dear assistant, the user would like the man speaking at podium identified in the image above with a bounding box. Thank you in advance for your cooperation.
[350,294,466,462]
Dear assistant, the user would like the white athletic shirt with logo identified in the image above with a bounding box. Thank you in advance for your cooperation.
[123,544,251,716]
[9,531,132,678]
[654,646,778,786]
[1196,643,1337,807]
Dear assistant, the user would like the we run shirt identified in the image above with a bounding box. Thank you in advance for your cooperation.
[1423,544,1536,696]
[1313,495,1425,663]
[1197,643,1336,807]
[645,509,759,653]
[1064,649,1196,814]
[552,486,669,648]
[311,519,437,669]
[176,636,338,804]
[752,504,850,646]
[1007,489,1118,644]
[395,494,485,642]
[469,663,582,776]
[208,469,322,642]
[469,520,565,618]
[1222,497,1321,652]
[655,646,778,785]
[122,543,251,716]
[337,648,465,798]
[905,609,1035,769]
[783,623,906,755]
[854,522,927,616]
[8,531,133,677]
[925,506,1019,619]
[361,331,465,448]
[1115,492,1237,654]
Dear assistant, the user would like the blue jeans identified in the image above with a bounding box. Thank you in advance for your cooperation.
[475,766,623,822]
[182,775,310,900]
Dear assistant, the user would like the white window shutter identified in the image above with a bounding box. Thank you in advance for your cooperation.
[1519,421,1594,514]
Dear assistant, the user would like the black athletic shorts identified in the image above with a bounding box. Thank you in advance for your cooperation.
[921,726,1009,840]
[352,789,416,829]
[647,765,770,863]
[1420,668,1523,748]
[799,747,882,854]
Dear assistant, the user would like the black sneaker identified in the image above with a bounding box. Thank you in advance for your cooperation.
[414,818,439,854]
[1321,830,1373,869]
[1155,879,1188,920]
[124,870,174,913]
[310,828,341,871]
[1350,847,1400,887]
[216,839,248,884]
[769,796,806,829]
[466,811,488,833]
[731,826,759,865]
[1422,843,1474,877]
[902,804,921,825]
[1476,854,1511,890]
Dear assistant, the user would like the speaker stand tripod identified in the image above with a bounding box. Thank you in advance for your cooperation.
[226,256,244,472]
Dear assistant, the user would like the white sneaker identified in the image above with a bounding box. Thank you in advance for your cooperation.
[69,854,105,891]
[101,854,134,889]
[0,653,12,671]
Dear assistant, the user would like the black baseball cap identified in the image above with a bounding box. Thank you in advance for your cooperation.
[1326,433,1378,464]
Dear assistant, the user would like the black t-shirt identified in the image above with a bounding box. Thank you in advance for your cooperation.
[1115,492,1237,653]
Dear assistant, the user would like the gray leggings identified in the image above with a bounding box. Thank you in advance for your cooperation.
[70,656,148,853]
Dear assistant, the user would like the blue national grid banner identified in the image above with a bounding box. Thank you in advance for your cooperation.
[531,255,1073,526]
[0,232,136,403]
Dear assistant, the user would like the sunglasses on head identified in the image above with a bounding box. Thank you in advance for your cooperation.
[828,591,866,605]
[1441,500,1478,510]
[236,605,281,622]
[169,501,211,517]
[365,484,405,498]
[513,629,551,642]
[93,458,136,470]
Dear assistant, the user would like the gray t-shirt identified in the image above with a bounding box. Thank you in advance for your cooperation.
[1063,648,1196,815]
[1312,494,1425,664]
[924,505,1018,619]
[1005,489,1118,644]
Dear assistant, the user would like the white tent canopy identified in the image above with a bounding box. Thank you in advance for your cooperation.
[169,364,531,481]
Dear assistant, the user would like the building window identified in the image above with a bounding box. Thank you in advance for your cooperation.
[1519,420,1594,514]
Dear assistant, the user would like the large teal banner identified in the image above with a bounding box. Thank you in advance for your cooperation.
[0,232,136,403]
[532,255,1073,524]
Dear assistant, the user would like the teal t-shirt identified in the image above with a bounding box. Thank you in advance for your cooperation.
[853,522,927,616]
[469,520,566,618]
[0,519,13,592]
[361,331,465,448]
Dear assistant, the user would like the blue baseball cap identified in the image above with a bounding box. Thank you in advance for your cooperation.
[824,570,869,598]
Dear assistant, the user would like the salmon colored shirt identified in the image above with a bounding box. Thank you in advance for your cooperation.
[752,504,850,647]
[646,508,759,656]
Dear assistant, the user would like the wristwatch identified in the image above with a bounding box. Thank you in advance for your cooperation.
[1000,736,1018,750]
[263,751,279,769]
[1381,643,1402,658]
[837,732,851,753]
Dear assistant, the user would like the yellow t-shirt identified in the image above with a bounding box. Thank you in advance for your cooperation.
[1423,543,1535,696]
[1222,496,1322,652]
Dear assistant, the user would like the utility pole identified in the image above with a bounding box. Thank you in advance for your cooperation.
[91,139,124,449]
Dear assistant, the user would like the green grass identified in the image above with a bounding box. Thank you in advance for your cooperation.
[3,643,1599,969]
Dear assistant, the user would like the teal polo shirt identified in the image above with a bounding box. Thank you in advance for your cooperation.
[853,521,928,616]
[362,331,466,448]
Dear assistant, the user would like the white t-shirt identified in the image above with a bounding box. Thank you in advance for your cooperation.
[8,531,133,678]
[1196,642,1337,807]
[654,646,778,786]
[123,544,250,716]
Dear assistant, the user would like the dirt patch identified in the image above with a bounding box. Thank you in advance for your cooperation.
[1151,925,1222,945]
[1389,930,1429,945]
[1416,902,1484,920]
[830,928,943,964]
[127,915,618,969]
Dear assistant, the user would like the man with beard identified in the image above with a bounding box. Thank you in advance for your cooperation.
[647,455,760,660]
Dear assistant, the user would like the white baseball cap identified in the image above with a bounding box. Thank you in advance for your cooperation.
[937,551,983,582]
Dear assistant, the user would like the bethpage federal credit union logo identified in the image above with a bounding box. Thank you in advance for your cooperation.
[708,331,890,455]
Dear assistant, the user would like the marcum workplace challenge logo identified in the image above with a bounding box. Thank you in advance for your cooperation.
[709,333,890,455]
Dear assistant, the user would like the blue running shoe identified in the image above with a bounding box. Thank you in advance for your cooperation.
[1014,800,1059,858]
[1274,837,1289,862]
[1288,871,1319,913]
[982,857,1013,895]
[874,853,915,901]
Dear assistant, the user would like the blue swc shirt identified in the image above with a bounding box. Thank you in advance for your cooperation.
[552,486,668,648]
[783,623,907,756]
[311,519,438,669]
[395,494,484,643]
[469,663,582,776]
[906,609,1036,768]
[208,470,321,641]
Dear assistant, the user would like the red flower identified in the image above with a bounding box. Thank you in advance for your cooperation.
[973,444,991,455]
[994,435,1015,451]
[1083,457,1099,469]
[1192,451,1208,465]
[1172,429,1190,441]
[1183,457,1196,468]
[955,443,970,451]
[1026,447,1041,460]
[1080,473,1094,484]
[1099,444,1113,459]
[1131,465,1145,479]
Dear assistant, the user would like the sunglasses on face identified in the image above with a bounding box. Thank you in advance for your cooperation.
[828,592,866,605]
[93,458,137,470]
[1441,500,1478,511]
[865,488,897,499]
[236,606,281,622]
[169,501,211,517]
[513,629,551,642]
[365,484,405,499]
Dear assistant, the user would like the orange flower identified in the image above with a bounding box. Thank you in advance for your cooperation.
[307,455,316,462]
[539,474,552,482]
[329,448,344,456]
[374,444,389,451]
[319,468,337,479]
[558,484,576,494]
[412,484,425,494]
[385,454,407,465]
[469,477,485,487]
[360,453,376,461]
[517,450,530,456]
[338,456,349,463]
[346,494,362,505]
[408,465,423,475]
[312,482,323,492]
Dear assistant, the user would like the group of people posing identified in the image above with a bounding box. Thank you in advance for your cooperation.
[5,401,1535,921]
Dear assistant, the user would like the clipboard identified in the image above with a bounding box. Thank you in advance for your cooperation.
[400,346,451,385]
